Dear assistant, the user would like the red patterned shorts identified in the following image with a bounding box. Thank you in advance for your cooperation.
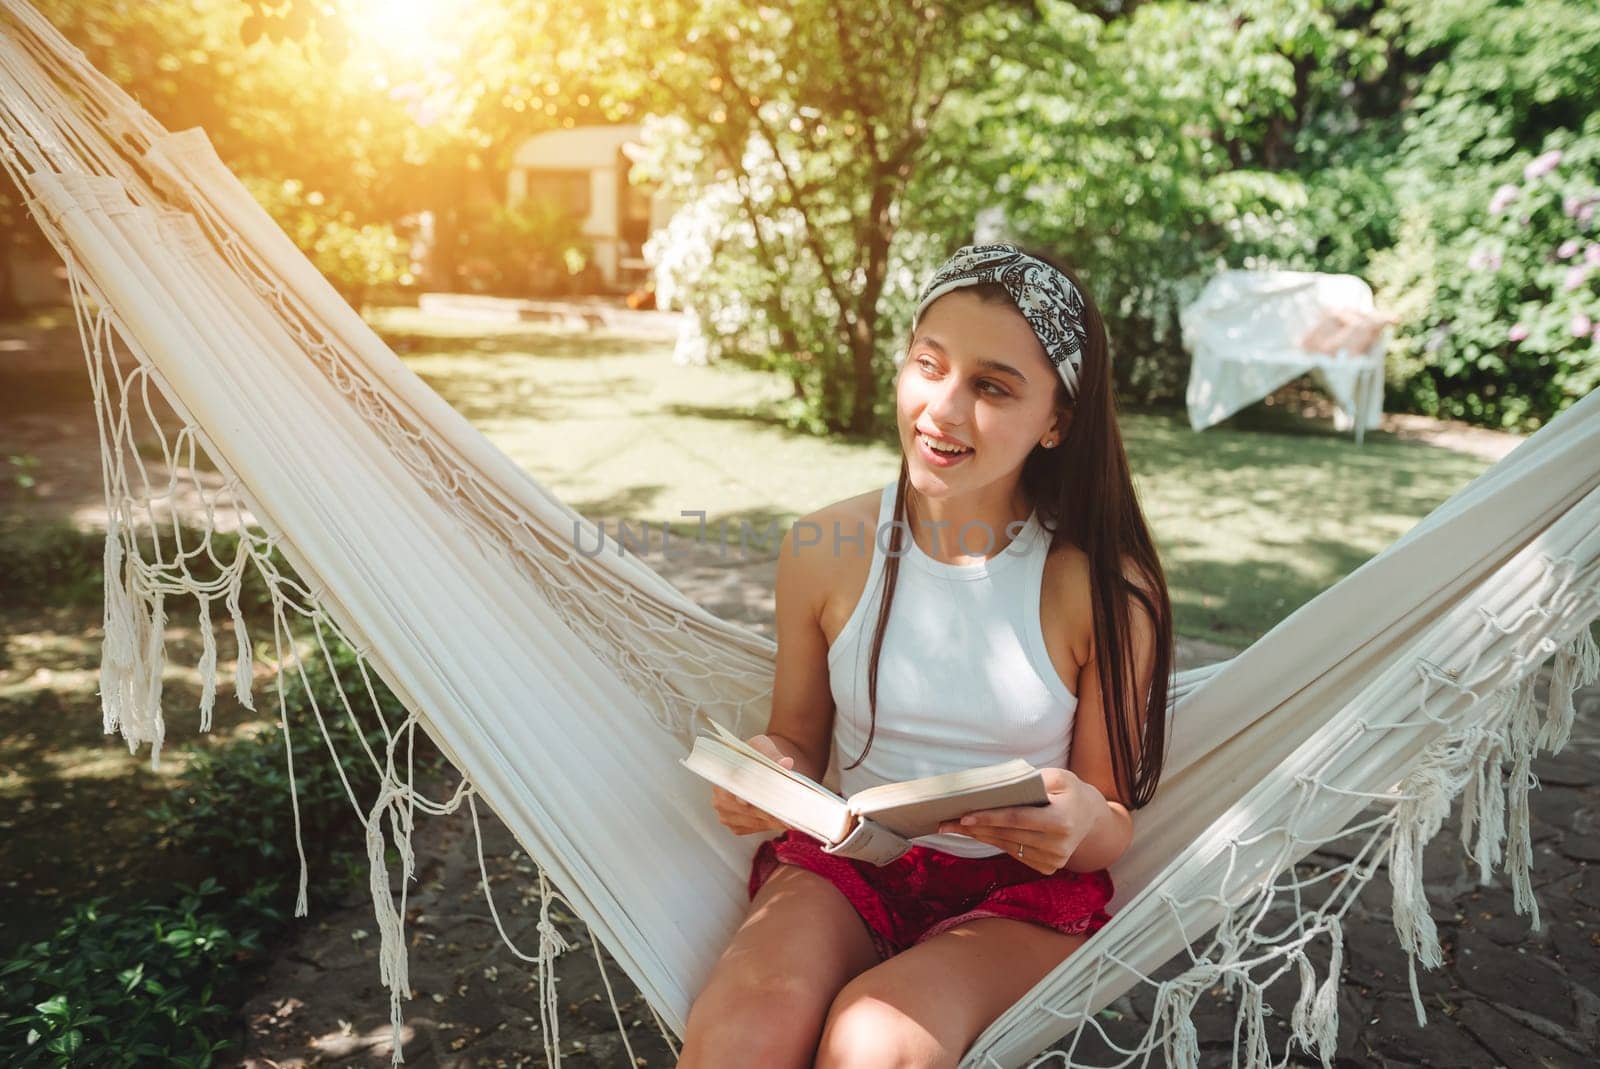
[748,829,1114,962]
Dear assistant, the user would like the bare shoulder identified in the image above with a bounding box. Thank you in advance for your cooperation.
[1038,539,1164,720]
[782,490,877,560]
[818,488,880,525]
[768,491,881,772]
[786,489,881,646]
[1040,539,1095,670]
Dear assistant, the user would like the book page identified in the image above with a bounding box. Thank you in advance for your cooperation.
[846,758,1036,809]
[848,766,1048,841]
[701,718,843,803]
[681,736,853,842]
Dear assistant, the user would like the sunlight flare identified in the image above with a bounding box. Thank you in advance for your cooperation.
[340,0,469,65]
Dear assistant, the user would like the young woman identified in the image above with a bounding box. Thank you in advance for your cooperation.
[677,243,1173,1069]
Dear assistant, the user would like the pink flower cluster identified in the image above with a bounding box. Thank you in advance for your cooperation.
[1467,247,1503,271]
[1511,316,1600,344]
[1524,150,1563,181]
[1572,312,1595,339]
[1554,245,1599,290]
[1488,149,1600,348]
[1565,193,1599,226]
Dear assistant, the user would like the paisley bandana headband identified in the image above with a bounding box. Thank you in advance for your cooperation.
[912,243,1090,398]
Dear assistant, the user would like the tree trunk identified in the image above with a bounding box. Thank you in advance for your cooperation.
[0,248,18,320]
[845,180,897,434]
[845,319,877,434]
[778,324,807,400]
[819,356,846,431]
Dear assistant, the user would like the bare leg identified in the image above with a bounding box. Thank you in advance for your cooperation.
[675,863,882,1069]
[813,917,1093,1069]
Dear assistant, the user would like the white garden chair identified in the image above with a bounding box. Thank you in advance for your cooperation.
[1180,269,1393,444]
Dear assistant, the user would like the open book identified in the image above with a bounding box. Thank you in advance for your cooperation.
[681,719,1048,865]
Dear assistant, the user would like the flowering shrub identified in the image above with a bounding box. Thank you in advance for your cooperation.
[1371,130,1600,429]
[638,0,1597,432]
[637,114,944,435]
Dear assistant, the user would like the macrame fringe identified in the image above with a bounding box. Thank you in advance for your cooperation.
[195,593,217,731]
[1289,914,1341,1064]
[1316,621,1592,1059]
[366,783,413,1060]
[1039,609,1597,1069]
[1394,625,1600,1022]
[98,517,168,765]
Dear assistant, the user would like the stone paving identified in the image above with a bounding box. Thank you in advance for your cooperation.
[236,535,1600,1069]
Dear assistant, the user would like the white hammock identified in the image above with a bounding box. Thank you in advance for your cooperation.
[3,4,1597,1066]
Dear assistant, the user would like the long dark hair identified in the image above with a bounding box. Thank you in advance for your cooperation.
[842,248,1173,810]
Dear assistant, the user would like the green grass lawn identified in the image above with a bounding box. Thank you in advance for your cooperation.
[372,307,1498,648]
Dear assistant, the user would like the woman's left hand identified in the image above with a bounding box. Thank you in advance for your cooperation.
[936,768,1103,875]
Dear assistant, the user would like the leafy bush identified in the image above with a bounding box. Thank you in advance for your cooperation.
[0,513,436,902]
[145,637,441,898]
[641,135,854,434]
[0,520,107,610]
[0,519,295,638]
[1371,135,1600,427]
[0,881,278,1068]
[1,583,444,1063]
[453,199,591,297]
[965,0,1396,406]
[639,114,950,436]
[244,176,414,307]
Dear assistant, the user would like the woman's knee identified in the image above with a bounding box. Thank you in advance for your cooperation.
[677,862,882,1067]
[678,969,832,1069]
[813,977,955,1069]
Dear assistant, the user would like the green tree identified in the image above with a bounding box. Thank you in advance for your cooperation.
[15,1,616,295]
[957,0,1390,400]
[227,0,620,287]
[622,1,1034,434]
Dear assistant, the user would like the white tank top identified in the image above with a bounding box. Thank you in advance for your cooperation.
[827,481,1079,857]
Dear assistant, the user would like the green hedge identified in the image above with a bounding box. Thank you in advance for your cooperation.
[143,638,431,894]
[0,882,278,1068]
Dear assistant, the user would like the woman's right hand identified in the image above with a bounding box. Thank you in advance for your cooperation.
[710,734,796,836]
